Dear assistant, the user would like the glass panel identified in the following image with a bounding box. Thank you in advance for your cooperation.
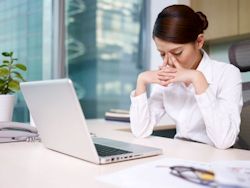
[0,0,52,122]
[66,0,146,118]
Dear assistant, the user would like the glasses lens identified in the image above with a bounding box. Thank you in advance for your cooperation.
[170,166,215,186]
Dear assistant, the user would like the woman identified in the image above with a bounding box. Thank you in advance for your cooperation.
[130,5,242,149]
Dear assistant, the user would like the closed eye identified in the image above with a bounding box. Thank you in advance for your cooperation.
[172,51,182,56]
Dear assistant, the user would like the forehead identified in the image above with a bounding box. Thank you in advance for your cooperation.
[154,37,186,52]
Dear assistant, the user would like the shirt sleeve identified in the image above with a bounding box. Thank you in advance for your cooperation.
[195,66,243,149]
[130,85,166,138]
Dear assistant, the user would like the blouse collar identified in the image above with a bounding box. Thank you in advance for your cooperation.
[196,50,213,84]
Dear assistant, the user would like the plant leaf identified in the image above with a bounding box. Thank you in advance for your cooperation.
[12,71,26,81]
[0,80,9,94]
[2,88,14,94]
[14,64,27,71]
[2,52,10,57]
[8,79,20,91]
[9,52,13,57]
[0,68,9,77]
[0,89,5,94]
[0,64,8,68]
[3,60,9,64]
[0,79,6,87]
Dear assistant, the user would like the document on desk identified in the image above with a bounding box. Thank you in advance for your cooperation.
[97,158,250,188]
[211,160,250,187]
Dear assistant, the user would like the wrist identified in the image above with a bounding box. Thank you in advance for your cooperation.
[135,73,148,96]
[192,71,208,94]
[137,72,148,85]
[185,70,198,85]
[191,70,202,83]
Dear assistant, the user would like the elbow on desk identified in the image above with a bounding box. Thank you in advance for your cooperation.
[214,142,233,150]
[208,120,240,150]
[212,134,238,150]
[130,124,153,138]
[131,131,152,138]
[130,116,154,138]
[131,128,152,138]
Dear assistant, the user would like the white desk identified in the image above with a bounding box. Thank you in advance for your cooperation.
[0,119,249,188]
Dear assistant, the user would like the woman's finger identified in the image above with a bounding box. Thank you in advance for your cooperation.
[158,65,166,70]
[163,67,177,73]
[167,56,173,67]
[157,75,175,81]
[157,68,176,75]
[163,78,175,86]
[159,80,172,87]
[162,54,168,66]
[157,71,176,77]
[169,53,181,69]
[157,71,176,79]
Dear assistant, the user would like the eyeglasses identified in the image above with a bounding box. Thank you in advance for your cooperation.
[156,165,215,187]
[169,166,215,186]
[156,165,245,188]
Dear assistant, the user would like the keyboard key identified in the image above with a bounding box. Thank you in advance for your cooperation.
[94,144,132,157]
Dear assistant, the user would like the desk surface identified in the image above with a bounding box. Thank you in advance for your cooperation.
[0,119,249,188]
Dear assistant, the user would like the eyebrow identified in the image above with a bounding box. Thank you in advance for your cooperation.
[157,46,183,53]
[170,47,183,52]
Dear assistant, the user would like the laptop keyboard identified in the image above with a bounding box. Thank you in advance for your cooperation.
[94,144,132,157]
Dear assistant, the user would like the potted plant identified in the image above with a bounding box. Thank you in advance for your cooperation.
[0,52,27,122]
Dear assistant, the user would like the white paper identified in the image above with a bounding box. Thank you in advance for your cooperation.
[211,160,250,187]
[97,158,210,188]
[97,158,250,188]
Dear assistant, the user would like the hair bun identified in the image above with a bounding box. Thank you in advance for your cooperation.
[196,11,208,31]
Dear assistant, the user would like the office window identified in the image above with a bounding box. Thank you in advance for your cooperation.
[0,0,149,121]
[0,0,42,121]
[66,0,148,118]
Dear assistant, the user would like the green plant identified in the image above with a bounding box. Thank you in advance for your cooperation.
[0,52,27,94]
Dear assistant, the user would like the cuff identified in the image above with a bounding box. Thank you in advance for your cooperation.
[130,90,147,104]
[195,86,216,108]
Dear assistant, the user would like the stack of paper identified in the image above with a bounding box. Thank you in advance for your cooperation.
[105,109,130,122]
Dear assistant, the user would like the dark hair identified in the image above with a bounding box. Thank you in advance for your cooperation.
[153,5,208,44]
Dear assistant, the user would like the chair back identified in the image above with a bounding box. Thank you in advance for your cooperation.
[229,40,250,72]
[228,40,250,150]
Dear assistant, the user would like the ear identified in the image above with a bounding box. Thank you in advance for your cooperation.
[196,34,205,49]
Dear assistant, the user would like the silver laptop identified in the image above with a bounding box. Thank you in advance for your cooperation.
[20,79,162,164]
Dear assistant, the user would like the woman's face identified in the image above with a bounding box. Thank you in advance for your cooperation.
[154,37,203,69]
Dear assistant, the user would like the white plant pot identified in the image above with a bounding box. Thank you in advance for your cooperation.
[0,95,16,122]
[29,113,36,127]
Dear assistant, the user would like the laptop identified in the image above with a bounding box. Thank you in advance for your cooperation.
[20,79,162,164]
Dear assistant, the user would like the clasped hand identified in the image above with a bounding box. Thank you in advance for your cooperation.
[140,53,195,87]
[137,53,208,95]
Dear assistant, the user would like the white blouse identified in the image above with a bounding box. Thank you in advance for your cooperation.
[130,51,243,149]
